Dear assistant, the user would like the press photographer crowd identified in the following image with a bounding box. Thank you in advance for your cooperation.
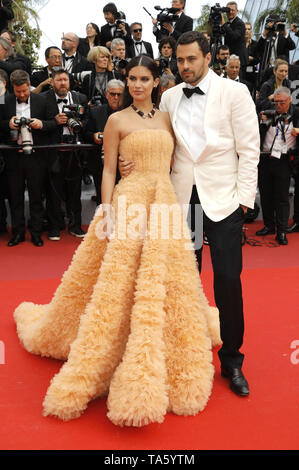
[0,0,299,247]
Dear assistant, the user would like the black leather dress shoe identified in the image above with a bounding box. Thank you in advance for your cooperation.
[286,221,299,233]
[275,232,288,245]
[8,234,25,247]
[31,235,44,247]
[221,367,250,396]
[255,226,275,236]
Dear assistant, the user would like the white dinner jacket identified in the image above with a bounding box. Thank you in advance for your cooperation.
[160,71,260,222]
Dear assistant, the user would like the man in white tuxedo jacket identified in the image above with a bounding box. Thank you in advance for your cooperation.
[160,31,260,396]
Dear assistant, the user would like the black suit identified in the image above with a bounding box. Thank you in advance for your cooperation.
[31,66,51,92]
[84,103,114,205]
[0,0,14,32]
[44,89,88,232]
[100,22,133,55]
[81,69,122,103]
[258,105,299,233]
[0,92,57,237]
[127,40,154,59]
[255,32,296,64]
[221,16,248,71]
[62,52,93,79]
[154,12,193,42]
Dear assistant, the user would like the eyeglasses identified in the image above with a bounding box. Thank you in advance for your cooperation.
[49,55,62,60]
[274,100,288,104]
[108,92,122,97]
[61,37,74,42]
[133,28,142,33]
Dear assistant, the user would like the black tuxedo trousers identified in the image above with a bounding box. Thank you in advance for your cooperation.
[189,185,245,369]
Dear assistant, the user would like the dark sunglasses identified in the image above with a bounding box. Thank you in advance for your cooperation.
[133,28,142,33]
[108,92,122,97]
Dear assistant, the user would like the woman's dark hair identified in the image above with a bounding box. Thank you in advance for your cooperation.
[158,36,176,55]
[177,31,210,57]
[122,55,160,109]
[85,23,101,46]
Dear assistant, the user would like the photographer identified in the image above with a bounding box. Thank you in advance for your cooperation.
[255,15,296,69]
[84,79,124,205]
[256,87,299,245]
[215,44,230,76]
[155,36,179,79]
[81,46,122,106]
[225,54,253,95]
[44,67,88,241]
[256,58,290,113]
[110,38,129,77]
[220,2,248,75]
[31,46,63,94]
[152,0,193,43]
[61,32,93,80]
[0,69,57,247]
[100,3,132,55]
[128,22,154,59]
[0,37,27,87]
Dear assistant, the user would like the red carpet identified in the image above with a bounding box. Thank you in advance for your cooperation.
[0,222,299,451]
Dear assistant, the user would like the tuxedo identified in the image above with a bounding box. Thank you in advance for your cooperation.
[160,71,260,369]
[62,51,93,75]
[258,105,299,233]
[100,22,133,56]
[0,92,57,237]
[255,32,296,64]
[221,16,248,70]
[43,89,88,233]
[154,11,193,42]
[127,40,154,59]
[0,0,14,33]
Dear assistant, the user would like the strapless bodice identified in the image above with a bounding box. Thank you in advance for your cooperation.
[119,129,173,174]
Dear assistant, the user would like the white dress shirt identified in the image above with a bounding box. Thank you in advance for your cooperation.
[16,97,32,145]
[56,91,73,135]
[176,68,212,162]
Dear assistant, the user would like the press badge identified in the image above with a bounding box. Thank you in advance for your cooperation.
[271,142,282,159]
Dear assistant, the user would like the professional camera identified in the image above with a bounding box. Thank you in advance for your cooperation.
[265,15,286,33]
[114,11,127,38]
[13,117,33,155]
[112,56,128,70]
[208,3,231,37]
[62,104,85,134]
[154,6,180,26]
[262,109,292,127]
[71,70,92,85]
[90,95,104,106]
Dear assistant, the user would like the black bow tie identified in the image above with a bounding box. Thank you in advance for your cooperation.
[17,99,29,104]
[135,41,142,45]
[64,55,75,61]
[57,99,68,104]
[183,87,205,98]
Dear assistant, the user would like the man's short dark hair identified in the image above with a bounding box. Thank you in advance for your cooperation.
[218,45,230,54]
[176,31,210,57]
[45,46,61,59]
[51,67,70,80]
[10,69,30,87]
[103,2,118,15]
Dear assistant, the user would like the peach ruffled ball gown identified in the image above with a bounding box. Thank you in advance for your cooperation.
[14,129,221,427]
